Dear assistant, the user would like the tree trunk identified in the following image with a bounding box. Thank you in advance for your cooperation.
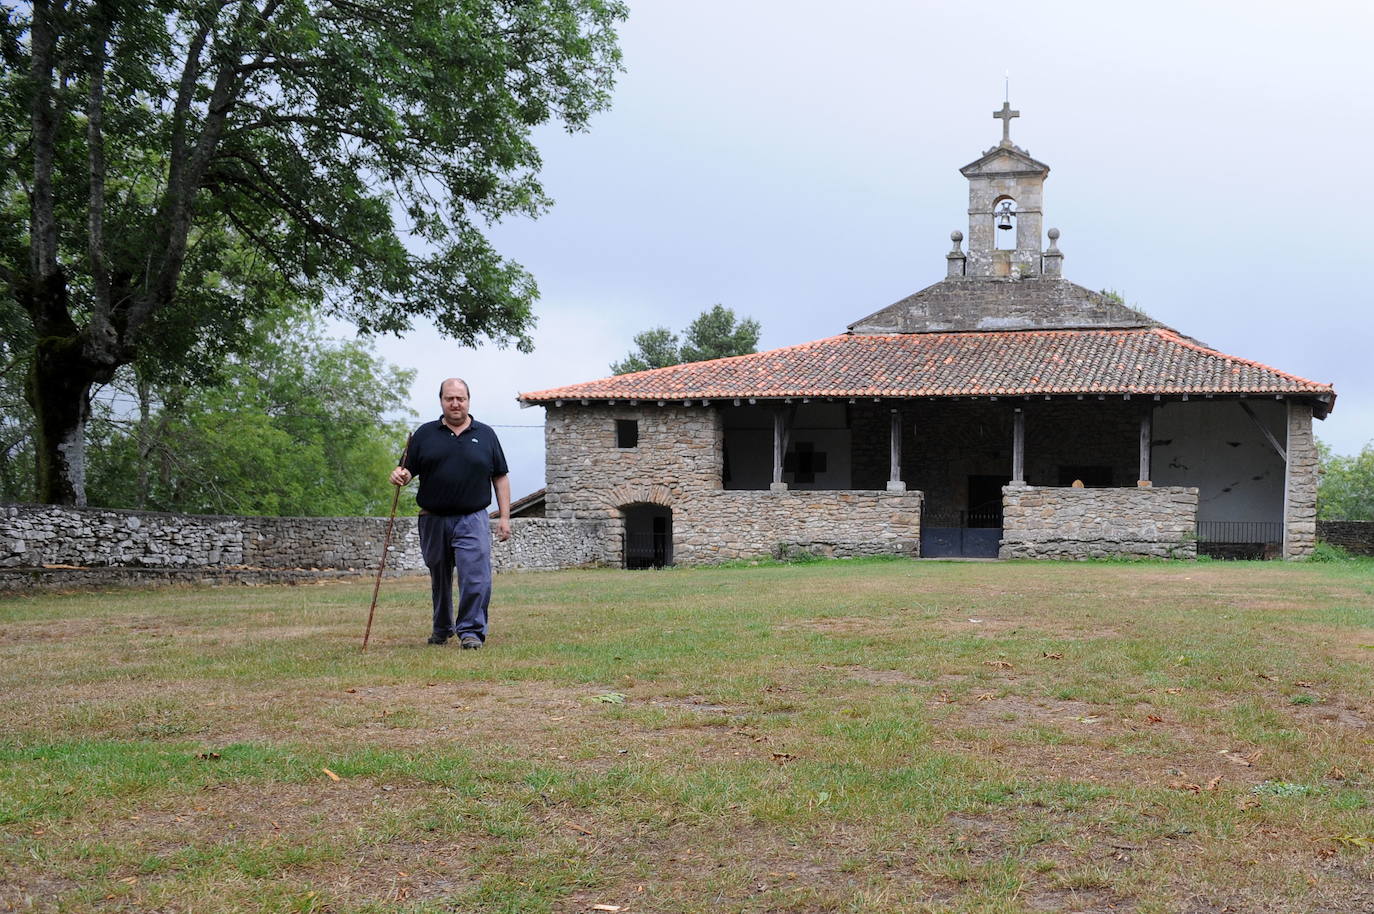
[25,334,99,506]
[135,371,154,508]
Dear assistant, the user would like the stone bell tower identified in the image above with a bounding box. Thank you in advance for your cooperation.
[947,102,1062,280]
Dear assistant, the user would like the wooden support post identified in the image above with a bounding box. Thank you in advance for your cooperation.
[1011,409,1025,484]
[887,409,905,491]
[771,408,787,490]
[1138,412,1152,485]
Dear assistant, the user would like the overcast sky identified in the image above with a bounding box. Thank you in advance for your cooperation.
[368,0,1373,498]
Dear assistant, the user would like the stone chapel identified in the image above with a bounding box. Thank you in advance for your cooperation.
[519,104,1336,566]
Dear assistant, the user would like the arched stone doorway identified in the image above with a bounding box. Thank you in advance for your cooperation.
[622,503,672,569]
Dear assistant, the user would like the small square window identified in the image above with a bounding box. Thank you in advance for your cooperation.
[616,419,638,449]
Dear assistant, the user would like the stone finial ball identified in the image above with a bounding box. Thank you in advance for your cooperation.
[1047,227,1060,240]
[951,230,964,242]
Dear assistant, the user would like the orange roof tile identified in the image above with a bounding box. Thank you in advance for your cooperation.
[519,328,1334,414]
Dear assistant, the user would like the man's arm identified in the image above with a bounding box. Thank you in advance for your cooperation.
[493,474,511,541]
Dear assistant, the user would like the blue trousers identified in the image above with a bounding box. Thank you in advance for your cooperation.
[418,511,493,641]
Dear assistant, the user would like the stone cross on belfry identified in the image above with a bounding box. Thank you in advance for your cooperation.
[993,101,1019,145]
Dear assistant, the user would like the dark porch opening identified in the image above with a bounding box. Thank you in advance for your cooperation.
[623,503,672,569]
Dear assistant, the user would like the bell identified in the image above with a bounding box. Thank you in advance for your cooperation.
[997,211,1014,231]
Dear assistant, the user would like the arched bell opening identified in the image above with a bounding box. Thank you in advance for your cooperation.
[993,196,1017,251]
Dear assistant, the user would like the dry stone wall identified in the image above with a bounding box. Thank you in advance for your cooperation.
[0,504,609,589]
[1001,485,1198,560]
[1316,520,1374,557]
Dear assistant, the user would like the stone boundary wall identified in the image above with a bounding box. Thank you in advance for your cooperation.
[1001,485,1199,560]
[1316,520,1374,557]
[0,504,610,590]
[675,490,923,563]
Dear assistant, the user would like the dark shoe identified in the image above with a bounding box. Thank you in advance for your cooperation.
[460,635,482,650]
[427,633,451,645]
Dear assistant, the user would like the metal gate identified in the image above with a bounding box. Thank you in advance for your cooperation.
[920,509,1003,558]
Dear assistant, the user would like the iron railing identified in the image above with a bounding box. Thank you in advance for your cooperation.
[1195,520,1282,545]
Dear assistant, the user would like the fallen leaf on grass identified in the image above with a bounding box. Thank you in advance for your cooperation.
[1294,680,1314,688]
[1041,651,1063,660]
[1146,714,1164,724]
[592,692,626,704]
[1075,715,1103,724]
[1164,687,1183,694]
[565,822,595,836]
[344,688,357,693]
[1207,775,1223,791]
[983,660,1013,670]
[974,692,996,702]
[322,768,341,782]
[1169,781,1202,792]
[1235,796,1261,810]
[1331,834,1374,850]
[771,752,797,765]
[1327,766,1346,780]
[591,906,622,912]
[196,752,221,760]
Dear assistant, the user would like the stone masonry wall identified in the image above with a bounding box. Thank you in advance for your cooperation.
[675,490,923,563]
[1001,485,1199,560]
[0,504,610,585]
[543,404,722,519]
[543,404,921,563]
[1283,403,1319,560]
[1316,520,1374,557]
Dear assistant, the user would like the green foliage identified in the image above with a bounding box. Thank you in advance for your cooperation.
[1,0,627,502]
[680,304,762,363]
[84,314,415,516]
[608,327,680,375]
[1309,541,1356,563]
[611,304,760,374]
[1317,439,1374,520]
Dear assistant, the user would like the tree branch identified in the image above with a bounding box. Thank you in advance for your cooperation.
[85,5,114,347]
[27,0,62,288]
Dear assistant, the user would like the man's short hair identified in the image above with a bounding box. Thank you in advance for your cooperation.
[438,378,470,399]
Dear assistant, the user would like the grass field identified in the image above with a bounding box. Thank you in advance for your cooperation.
[1,557,1372,913]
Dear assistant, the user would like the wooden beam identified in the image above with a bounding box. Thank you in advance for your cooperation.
[1012,409,1025,484]
[1139,412,1152,483]
[889,410,901,484]
[772,409,785,485]
[1238,401,1287,462]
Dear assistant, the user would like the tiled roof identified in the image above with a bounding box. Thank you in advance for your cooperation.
[520,328,1335,414]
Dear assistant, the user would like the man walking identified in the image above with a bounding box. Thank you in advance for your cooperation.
[390,378,511,648]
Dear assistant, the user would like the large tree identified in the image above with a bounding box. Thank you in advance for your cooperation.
[611,304,761,375]
[0,0,625,504]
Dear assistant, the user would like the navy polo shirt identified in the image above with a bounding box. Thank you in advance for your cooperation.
[403,417,509,516]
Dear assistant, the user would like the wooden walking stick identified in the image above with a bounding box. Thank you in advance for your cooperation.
[363,435,410,651]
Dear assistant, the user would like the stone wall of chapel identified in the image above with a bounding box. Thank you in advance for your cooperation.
[1283,403,1319,560]
[1001,485,1199,560]
[542,404,921,563]
[543,405,723,519]
[673,490,922,563]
